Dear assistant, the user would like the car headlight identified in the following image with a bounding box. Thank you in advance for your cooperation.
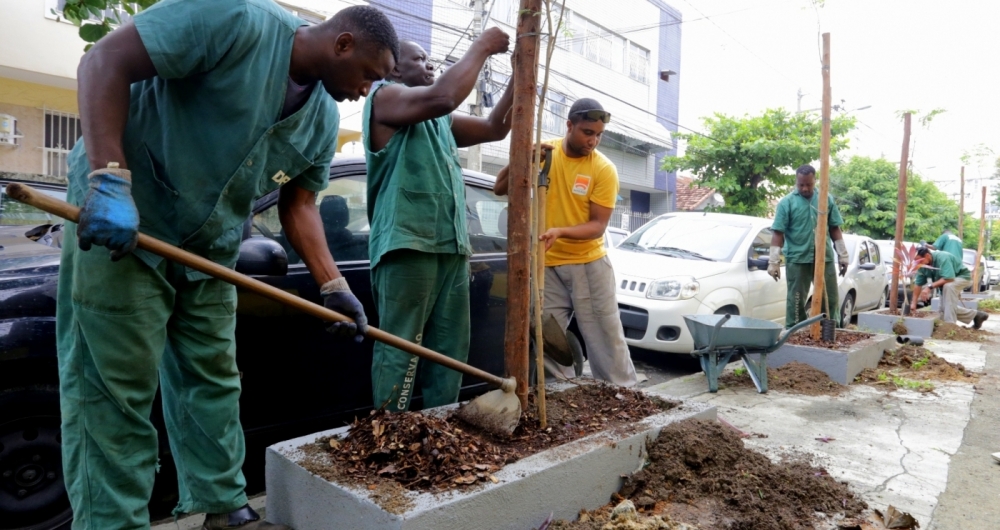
[647,276,700,300]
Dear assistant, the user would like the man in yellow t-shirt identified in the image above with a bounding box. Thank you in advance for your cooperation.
[494,98,638,386]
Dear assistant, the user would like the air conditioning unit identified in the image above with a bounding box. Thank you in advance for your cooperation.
[0,114,22,146]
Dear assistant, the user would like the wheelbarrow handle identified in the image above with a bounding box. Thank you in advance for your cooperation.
[770,313,826,351]
[693,313,731,356]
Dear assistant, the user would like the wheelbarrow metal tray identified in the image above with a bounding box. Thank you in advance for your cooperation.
[683,314,783,350]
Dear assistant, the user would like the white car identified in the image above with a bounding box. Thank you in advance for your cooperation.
[605,226,628,251]
[609,212,786,354]
[807,234,889,327]
[988,260,1000,285]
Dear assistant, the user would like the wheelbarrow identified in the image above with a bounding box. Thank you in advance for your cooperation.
[683,313,826,393]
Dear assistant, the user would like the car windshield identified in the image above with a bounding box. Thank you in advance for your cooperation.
[620,215,751,262]
[0,185,67,226]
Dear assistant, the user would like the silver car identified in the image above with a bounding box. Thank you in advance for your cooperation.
[809,234,889,327]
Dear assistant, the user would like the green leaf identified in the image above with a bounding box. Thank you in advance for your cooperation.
[79,22,111,43]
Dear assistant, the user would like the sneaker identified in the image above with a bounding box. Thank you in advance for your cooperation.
[202,505,290,530]
[973,311,989,330]
[992,452,1000,464]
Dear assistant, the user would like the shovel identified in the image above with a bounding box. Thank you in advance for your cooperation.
[7,183,522,436]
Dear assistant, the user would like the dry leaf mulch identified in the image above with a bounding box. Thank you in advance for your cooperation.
[300,383,676,497]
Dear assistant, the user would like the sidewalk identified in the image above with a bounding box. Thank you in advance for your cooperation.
[643,320,998,528]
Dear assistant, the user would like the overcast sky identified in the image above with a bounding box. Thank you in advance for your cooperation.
[672,0,1000,191]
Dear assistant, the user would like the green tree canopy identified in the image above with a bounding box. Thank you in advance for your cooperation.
[662,108,856,218]
[829,155,957,242]
[56,0,159,50]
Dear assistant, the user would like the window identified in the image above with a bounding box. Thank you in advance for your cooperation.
[868,241,880,265]
[43,110,82,178]
[627,43,650,83]
[466,184,508,254]
[749,228,778,262]
[252,174,370,264]
[541,91,569,136]
[857,241,870,265]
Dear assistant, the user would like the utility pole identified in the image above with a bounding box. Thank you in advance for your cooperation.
[889,112,912,312]
[958,166,965,240]
[809,34,832,339]
[797,88,805,113]
[466,0,485,172]
[504,0,541,411]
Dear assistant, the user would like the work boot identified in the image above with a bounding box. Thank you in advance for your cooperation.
[202,504,291,530]
[973,311,989,330]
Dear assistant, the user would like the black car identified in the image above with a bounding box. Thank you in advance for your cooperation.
[0,157,514,529]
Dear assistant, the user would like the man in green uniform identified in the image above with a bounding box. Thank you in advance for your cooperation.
[59,1,398,528]
[911,247,988,327]
[769,165,850,327]
[930,229,964,260]
[363,34,514,411]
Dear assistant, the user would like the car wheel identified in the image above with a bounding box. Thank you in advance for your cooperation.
[0,386,73,530]
[840,293,855,328]
[878,288,888,309]
[567,330,585,378]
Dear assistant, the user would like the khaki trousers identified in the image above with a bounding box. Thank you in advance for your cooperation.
[941,277,977,324]
[542,255,638,387]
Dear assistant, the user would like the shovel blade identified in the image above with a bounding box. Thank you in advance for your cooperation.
[542,314,574,367]
[453,388,522,436]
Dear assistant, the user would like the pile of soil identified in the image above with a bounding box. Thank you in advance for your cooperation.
[718,362,845,396]
[783,330,873,350]
[874,309,938,319]
[298,383,676,499]
[931,321,994,342]
[549,419,867,530]
[855,345,978,389]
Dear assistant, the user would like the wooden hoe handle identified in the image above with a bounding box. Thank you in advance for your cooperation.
[6,183,515,392]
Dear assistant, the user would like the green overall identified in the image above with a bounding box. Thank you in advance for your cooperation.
[363,81,472,412]
[772,191,844,328]
[933,233,964,261]
[56,1,336,527]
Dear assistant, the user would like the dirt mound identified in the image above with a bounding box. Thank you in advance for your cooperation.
[855,345,977,391]
[783,330,873,350]
[874,309,938,319]
[298,383,675,498]
[551,419,867,530]
[932,321,994,342]
[718,361,845,396]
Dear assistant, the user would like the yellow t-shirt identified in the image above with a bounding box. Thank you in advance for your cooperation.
[543,138,619,266]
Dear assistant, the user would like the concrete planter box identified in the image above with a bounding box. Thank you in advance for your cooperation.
[931,297,980,312]
[767,331,895,385]
[265,399,717,530]
[857,311,938,338]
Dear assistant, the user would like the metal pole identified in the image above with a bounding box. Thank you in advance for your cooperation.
[889,113,912,312]
[504,0,541,411]
[467,0,485,172]
[809,33,832,339]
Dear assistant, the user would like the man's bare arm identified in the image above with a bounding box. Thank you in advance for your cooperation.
[493,166,510,196]
[771,231,785,248]
[451,78,514,148]
[371,28,509,129]
[77,23,157,171]
[278,184,341,285]
[539,202,612,251]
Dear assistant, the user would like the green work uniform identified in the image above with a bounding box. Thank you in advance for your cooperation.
[57,0,336,527]
[772,191,844,327]
[363,81,472,412]
[932,233,964,261]
[914,251,971,286]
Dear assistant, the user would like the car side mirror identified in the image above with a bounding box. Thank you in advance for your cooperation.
[748,257,769,271]
[236,237,288,276]
[859,263,877,271]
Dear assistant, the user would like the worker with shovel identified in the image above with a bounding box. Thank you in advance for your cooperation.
[57,2,397,528]
[363,33,515,412]
[769,164,849,327]
[494,99,638,387]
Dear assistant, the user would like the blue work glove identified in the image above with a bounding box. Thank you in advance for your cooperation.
[77,164,139,261]
[320,277,368,343]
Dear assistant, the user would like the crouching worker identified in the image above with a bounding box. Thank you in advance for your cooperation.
[911,247,988,328]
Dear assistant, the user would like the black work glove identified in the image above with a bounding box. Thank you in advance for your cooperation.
[320,278,368,343]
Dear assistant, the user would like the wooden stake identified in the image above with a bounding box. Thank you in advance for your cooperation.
[958,166,965,240]
[974,186,986,294]
[504,0,541,412]
[888,113,912,312]
[809,33,832,339]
